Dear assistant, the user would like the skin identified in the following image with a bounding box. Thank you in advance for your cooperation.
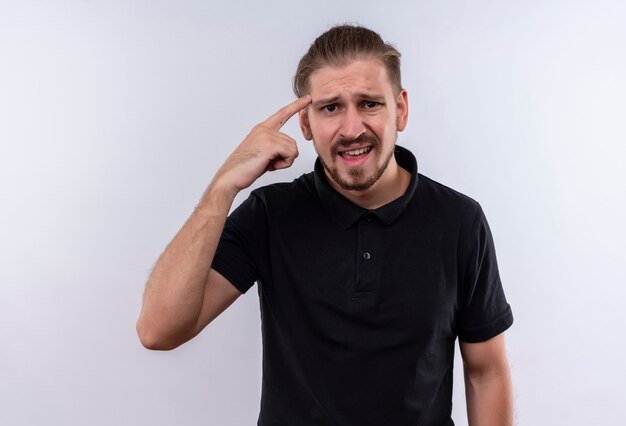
[136,57,513,425]
[461,334,514,426]
[136,95,312,350]
[299,58,411,209]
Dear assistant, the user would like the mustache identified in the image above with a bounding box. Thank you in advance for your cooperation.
[332,134,380,154]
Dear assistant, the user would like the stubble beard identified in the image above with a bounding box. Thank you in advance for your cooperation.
[317,132,397,192]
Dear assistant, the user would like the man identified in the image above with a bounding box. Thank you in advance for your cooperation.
[137,25,514,425]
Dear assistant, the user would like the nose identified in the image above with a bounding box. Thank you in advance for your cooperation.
[338,105,366,141]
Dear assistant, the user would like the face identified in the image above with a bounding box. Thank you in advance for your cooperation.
[299,58,408,193]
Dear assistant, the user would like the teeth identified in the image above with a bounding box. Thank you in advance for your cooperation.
[343,147,371,156]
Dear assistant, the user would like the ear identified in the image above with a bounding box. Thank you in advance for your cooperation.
[299,108,313,140]
[395,89,409,132]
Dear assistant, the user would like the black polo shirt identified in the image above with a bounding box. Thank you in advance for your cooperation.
[212,145,513,426]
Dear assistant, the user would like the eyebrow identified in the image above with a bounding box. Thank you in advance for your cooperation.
[311,93,385,108]
[312,96,340,108]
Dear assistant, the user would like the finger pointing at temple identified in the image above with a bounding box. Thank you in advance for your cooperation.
[265,95,312,130]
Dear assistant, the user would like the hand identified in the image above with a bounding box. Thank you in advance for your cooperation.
[214,95,312,194]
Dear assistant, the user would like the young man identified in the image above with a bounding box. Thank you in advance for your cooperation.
[137,25,514,425]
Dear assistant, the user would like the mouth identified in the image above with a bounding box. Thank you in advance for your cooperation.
[337,146,373,164]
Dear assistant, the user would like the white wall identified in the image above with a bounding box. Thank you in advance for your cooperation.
[1,1,625,424]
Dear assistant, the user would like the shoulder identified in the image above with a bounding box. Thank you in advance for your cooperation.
[226,172,317,233]
[250,171,317,208]
[416,173,480,208]
[251,172,315,202]
[414,173,483,226]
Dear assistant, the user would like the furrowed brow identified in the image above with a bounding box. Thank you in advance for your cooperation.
[312,96,340,108]
[356,93,385,102]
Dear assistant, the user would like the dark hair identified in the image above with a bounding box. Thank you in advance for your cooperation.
[293,24,402,97]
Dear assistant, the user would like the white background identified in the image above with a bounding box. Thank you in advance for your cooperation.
[1,1,625,424]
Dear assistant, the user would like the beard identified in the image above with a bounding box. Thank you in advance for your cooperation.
[316,132,397,192]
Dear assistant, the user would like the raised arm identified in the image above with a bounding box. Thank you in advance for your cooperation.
[136,95,311,350]
[460,332,513,426]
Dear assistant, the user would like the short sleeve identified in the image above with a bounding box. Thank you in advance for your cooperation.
[212,192,267,294]
[457,206,513,343]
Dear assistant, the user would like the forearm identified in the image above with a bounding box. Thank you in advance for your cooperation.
[137,95,311,349]
[464,365,513,426]
[136,181,237,349]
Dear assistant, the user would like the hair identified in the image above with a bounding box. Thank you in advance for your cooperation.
[293,24,402,97]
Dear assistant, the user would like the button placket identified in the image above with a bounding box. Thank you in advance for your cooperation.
[354,214,376,294]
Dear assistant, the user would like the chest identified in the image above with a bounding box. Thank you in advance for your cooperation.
[258,211,461,345]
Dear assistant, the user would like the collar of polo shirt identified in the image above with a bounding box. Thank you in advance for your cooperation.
[314,145,419,229]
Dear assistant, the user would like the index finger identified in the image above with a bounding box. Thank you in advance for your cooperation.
[265,94,312,130]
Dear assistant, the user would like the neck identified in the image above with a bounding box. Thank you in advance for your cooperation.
[327,158,411,210]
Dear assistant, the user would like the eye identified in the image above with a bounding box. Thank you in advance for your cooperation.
[364,101,381,109]
[323,104,337,112]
